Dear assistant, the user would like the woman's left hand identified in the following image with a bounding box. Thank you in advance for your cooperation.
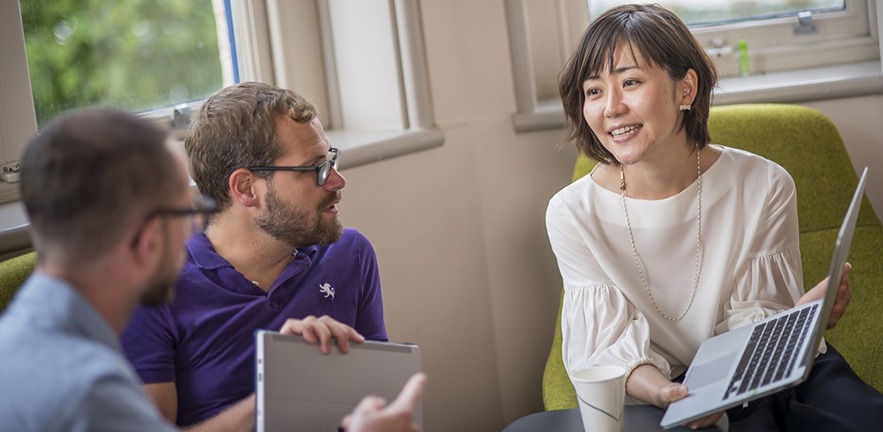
[795,262,851,329]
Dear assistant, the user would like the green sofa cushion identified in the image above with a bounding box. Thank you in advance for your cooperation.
[0,251,37,313]
[800,226,883,391]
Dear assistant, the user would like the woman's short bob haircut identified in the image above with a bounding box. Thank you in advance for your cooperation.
[559,4,718,164]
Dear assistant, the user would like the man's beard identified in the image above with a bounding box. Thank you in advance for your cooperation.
[255,185,343,248]
[140,231,179,306]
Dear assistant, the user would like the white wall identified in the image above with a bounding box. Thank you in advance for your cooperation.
[336,1,883,431]
[339,1,576,430]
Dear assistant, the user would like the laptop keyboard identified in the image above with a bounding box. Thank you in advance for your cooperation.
[723,303,819,400]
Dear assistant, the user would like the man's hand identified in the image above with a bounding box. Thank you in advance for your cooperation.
[279,315,365,354]
[341,373,426,432]
[796,262,851,329]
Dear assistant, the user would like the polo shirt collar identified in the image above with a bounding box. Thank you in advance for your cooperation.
[187,234,320,268]
[186,234,230,270]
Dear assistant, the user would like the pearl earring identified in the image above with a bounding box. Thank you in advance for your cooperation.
[679,104,691,111]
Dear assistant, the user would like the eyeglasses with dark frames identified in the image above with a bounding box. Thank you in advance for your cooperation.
[248,147,340,186]
[149,194,218,234]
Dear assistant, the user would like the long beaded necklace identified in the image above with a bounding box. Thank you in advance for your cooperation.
[620,149,702,321]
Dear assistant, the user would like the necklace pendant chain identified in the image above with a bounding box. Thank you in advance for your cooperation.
[620,169,626,191]
[620,149,702,322]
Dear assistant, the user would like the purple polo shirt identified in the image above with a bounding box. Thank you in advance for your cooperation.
[120,228,386,427]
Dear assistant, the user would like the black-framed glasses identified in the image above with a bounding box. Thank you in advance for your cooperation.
[248,147,340,186]
[150,194,218,233]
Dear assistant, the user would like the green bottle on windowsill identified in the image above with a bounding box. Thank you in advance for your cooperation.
[738,39,750,77]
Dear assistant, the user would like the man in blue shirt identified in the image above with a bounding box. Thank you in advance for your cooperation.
[0,107,423,432]
[0,108,192,431]
[121,82,389,429]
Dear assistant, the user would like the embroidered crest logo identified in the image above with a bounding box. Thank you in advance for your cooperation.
[319,282,335,299]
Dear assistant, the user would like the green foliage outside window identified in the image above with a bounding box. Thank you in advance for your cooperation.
[20,0,224,127]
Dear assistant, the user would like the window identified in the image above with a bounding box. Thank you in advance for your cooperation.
[506,0,589,132]
[0,0,440,202]
[621,0,877,78]
[0,0,235,202]
[0,0,440,253]
[230,0,442,170]
[19,0,234,128]
[506,0,881,132]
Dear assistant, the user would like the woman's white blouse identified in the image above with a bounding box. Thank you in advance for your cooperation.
[545,146,811,382]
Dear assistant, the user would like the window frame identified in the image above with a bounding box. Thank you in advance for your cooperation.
[0,1,37,202]
[505,0,883,133]
[506,0,588,132]
[688,0,876,78]
[232,0,443,170]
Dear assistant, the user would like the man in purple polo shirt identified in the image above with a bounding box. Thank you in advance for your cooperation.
[121,82,388,430]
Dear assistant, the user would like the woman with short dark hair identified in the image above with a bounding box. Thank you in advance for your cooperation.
[547,4,883,430]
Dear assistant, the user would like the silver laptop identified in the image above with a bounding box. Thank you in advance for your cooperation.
[661,167,869,429]
[255,330,422,432]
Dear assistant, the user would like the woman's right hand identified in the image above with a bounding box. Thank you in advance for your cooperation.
[654,383,723,429]
[629,365,723,429]
[652,381,688,407]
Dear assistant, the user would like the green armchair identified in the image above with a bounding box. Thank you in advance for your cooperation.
[543,103,883,410]
[0,251,36,313]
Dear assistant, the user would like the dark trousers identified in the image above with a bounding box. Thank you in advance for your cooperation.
[723,344,883,431]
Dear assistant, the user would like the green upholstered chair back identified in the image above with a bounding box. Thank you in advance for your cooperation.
[0,251,37,313]
[543,103,883,410]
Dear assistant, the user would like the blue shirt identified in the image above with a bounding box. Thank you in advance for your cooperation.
[121,228,387,426]
[0,273,177,432]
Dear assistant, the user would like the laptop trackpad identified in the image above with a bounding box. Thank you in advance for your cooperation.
[686,353,735,388]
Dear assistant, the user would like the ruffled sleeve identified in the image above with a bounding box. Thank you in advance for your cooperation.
[715,163,808,334]
[716,248,803,333]
[562,284,672,381]
[546,188,671,382]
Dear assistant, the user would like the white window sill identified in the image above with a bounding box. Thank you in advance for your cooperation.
[0,128,444,256]
[0,198,31,258]
[329,128,445,169]
[715,61,883,104]
[512,60,883,133]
